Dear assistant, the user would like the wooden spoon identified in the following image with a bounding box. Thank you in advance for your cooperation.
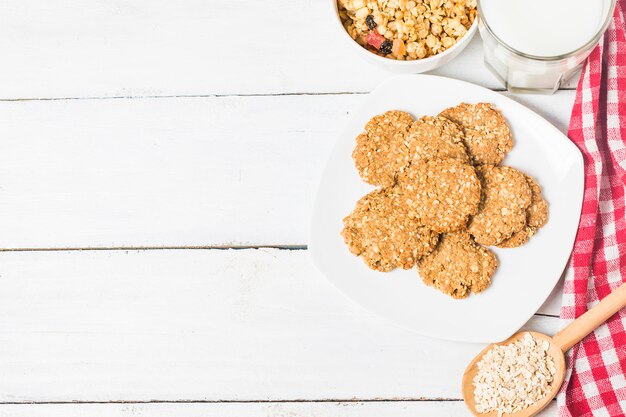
[462,281,626,417]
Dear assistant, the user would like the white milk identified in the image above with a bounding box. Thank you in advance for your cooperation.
[481,0,611,57]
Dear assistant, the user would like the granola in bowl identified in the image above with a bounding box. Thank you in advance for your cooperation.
[338,0,477,60]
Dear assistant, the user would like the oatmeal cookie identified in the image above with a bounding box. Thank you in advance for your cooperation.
[353,110,414,187]
[525,175,548,229]
[498,174,548,248]
[398,159,481,233]
[418,231,498,299]
[407,115,469,163]
[496,227,536,248]
[468,166,533,246]
[439,102,513,165]
[341,188,439,272]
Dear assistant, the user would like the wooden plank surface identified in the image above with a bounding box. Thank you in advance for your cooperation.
[0,2,579,414]
[0,0,578,99]
[0,249,563,403]
[0,91,575,249]
[0,400,558,417]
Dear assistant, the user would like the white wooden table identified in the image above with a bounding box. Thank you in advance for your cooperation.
[0,1,577,416]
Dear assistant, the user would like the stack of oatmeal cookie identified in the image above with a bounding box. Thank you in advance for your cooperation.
[341,103,548,299]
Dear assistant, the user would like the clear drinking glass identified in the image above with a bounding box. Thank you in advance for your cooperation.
[477,0,616,94]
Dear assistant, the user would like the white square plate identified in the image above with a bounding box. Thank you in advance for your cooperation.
[309,75,584,343]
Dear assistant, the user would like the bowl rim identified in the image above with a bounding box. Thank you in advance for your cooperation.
[330,0,478,66]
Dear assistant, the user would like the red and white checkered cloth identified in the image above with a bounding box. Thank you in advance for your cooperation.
[558,1,626,415]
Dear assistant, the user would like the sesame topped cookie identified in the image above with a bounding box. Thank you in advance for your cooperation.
[353,110,414,187]
[468,165,533,246]
[525,175,548,229]
[496,227,536,248]
[341,187,439,272]
[498,174,548,248]
[398,159,481,233]
[439,102,513,166]
[407,115,469,163]
[418,231,498,299]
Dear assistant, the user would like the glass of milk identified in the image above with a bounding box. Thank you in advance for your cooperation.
[478,0,616,93]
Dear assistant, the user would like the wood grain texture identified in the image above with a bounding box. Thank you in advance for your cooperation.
[0,401,558,417]
[0,0,578,99]
[0,249,563,403]
[0,91,575,249]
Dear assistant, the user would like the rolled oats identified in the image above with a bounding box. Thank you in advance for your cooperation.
[337,0,477,60]
[473,333,557,416]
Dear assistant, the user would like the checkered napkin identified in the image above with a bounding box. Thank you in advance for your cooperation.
[558,1,626,415]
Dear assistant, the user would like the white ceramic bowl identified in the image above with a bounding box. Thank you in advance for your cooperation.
[331,0,478,73]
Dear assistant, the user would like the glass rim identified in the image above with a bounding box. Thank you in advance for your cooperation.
[477,0,617,61]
